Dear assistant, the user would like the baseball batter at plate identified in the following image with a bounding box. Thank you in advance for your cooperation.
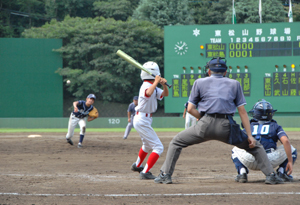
[232,99,297,183]
[66,94,97,148]
[131,61,169,180]
[123,96,138,139]
[155,57,283,185]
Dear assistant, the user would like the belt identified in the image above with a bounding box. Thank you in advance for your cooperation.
[265,148,275,154]
[136,111,153,117]
[72,113,85,119]
[205,113,231,119]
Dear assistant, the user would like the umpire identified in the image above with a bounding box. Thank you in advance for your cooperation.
[154,57,283,185]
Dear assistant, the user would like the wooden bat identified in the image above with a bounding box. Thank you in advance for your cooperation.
[116,50,172,88]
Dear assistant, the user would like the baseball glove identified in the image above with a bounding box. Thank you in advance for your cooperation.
[88,107,99,118]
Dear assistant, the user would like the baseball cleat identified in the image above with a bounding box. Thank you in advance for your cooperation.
[154,172,172,184]
[77,143,83,148]
[131,163,144,173]
[140,171,156,180]
[265,172,284,185]
[235,173,248,183]
[123,136,128,140]
[66,138,73,145]
[277,172,293,182]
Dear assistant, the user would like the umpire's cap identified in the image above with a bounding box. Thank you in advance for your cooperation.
[208,57,227,72]
[133,96,138,100]
[87,94,96,100]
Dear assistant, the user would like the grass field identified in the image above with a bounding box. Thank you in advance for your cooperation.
[1,127,300,133]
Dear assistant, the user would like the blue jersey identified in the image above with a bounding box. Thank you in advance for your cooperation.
[248,119,287,150]
[72,100,94,119]
[127,102,137,116]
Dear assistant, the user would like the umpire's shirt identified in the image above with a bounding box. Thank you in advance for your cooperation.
[189,74,246,114]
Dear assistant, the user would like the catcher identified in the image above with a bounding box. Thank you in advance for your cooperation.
[65,94,98,148]
[232,99,297,183]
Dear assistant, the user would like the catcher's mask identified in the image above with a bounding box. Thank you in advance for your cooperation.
[208,57,227,73]
[249,99,277,121]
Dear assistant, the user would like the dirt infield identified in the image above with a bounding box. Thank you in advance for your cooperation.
[0,131,299,204]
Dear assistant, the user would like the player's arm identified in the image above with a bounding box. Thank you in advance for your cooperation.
[87,116,96,122]
[187,103,201,120]
[183,108,187,118]
[160,77,169,97]
[237,105,255,148]
[145,75,161,97]
[280,136,293,175]
[73,101,79,112]
[127,111,131,122]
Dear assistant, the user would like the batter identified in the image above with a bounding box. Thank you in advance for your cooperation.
[131,61,169,180]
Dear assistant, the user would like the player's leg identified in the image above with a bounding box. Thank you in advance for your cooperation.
[66,113,79,145]
[277,146,297,181]
[131,115,148,173]
[140,130,164,179]
[123,115,134,139]
[133,116,161,179]
[77,118,87,148]
[185,112,191,129]
[156,116,211,184]
[231,147,249,183]
[237,141,283,184]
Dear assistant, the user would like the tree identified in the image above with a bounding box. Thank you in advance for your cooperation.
[132,0,194,28]
[93,0,135,21]
[225,0,286,24]
[22,16,164,103]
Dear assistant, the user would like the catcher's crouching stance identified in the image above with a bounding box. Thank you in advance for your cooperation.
[66,94,98,148]
[232,99,297,183]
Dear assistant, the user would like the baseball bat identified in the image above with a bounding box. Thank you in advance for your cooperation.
[116,50,172,88]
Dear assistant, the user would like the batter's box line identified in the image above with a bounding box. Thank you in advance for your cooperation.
[1,192,300,197]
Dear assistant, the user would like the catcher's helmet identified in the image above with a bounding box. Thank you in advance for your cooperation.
[141,61,160,80]
[249,99,277,121]
[208,57,227,72]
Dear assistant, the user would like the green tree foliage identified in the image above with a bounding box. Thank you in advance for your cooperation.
[225,0,286,24]
[0,0,97,37]
[93,0,134,21]
[22,16,164,102]
[132,0,194,28]
[44,0,97,20]
[191,0,231,24]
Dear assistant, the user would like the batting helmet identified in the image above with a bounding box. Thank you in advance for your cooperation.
[249,99,277,121]
[208,57,227,73]
[141,61,160,80]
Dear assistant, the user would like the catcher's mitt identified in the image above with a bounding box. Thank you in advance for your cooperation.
[88,107,99,118]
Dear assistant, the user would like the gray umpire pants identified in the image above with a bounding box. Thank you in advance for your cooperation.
[160,115,274,176]
[124,115,134,138]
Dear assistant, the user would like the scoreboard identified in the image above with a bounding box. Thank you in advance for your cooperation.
[164,22,300,114]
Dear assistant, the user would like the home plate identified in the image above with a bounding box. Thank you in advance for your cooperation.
[28,135,42,138]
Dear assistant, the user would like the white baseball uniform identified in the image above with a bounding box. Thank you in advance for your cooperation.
[133,80,164,156]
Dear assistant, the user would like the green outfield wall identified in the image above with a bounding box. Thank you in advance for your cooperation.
[0,38,63,117]
[0,116,299,129]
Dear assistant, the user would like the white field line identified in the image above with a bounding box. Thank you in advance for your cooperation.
[0,192,300,197]
[1,173,299,181]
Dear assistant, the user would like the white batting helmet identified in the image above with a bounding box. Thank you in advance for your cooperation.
[140,61,160,80]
